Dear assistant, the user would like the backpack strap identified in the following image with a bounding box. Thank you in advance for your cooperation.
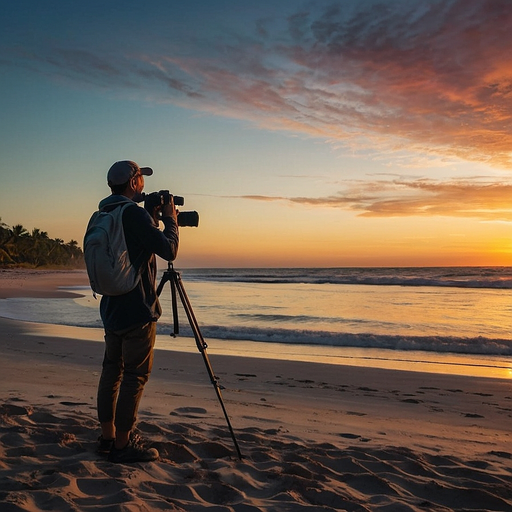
[104,200,147,279]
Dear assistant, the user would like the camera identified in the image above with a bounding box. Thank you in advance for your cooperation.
[141,190,199,227]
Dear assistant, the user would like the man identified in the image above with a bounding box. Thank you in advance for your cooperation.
[94,160,179,463]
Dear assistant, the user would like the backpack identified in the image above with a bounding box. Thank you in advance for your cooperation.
[83,201,141,296]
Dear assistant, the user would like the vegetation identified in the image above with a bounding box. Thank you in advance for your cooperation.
[0,218,84,268]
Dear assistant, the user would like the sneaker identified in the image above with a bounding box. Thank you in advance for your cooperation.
[97,435,115,455]
[108,437,159,463]
[96,431,141,456]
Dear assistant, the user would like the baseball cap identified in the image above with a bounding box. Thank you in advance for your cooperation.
[107,160,153,186]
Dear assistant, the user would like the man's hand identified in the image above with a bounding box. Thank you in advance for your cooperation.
[161,196,178,221]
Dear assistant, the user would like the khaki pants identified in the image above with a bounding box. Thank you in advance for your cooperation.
[97,321,157,432]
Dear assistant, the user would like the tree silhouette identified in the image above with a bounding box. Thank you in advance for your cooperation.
[0,218,14,265]
[0,218,83,268]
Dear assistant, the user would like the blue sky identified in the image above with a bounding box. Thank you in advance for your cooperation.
[1,0,511,267]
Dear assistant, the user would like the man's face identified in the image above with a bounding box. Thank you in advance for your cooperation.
[125,171,145,202]
[134,172,144,194]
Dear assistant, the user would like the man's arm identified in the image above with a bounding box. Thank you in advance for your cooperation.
[124,204,179,262]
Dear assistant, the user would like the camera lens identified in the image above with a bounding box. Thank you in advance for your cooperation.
[177,211,199,227]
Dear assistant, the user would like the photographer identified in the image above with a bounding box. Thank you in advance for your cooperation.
[92,160,179,463]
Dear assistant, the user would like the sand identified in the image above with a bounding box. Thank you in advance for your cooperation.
[0,269,511,511]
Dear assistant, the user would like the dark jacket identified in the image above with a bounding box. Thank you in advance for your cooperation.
[98,195,179,331]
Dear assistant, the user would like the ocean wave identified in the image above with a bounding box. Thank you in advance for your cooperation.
[180,267,512,290]
[156,322,512,356]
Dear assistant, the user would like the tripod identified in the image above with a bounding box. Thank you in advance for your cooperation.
[156,263,242,460]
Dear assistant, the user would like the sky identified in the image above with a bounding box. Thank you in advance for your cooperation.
[1,0,511,268]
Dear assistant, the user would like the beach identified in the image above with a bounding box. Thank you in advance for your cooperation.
[0,270,511,511]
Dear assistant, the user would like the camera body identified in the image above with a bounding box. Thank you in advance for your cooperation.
[142,190,199,227]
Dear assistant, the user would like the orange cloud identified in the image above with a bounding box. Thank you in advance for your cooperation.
[240,178,512,220]
[164,0,512,167]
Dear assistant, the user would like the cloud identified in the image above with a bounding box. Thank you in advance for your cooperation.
[240,178,512,220]
[4,0,512,167]
[149,0,512,167]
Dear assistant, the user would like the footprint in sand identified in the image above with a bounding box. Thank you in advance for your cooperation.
[170,407,208,418]
[401,398,423,404]
[338,433,371,442]
[0,403,32,416]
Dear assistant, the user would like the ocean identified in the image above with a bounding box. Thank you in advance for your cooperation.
[1,267,511,378]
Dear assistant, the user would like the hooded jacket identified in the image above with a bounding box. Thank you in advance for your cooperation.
[97,195,179,331]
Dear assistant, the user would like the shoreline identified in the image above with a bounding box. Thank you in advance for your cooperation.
[1,269,512,509]
[0,268,511,379]
[3,314,512,457]
[0,268,89,298]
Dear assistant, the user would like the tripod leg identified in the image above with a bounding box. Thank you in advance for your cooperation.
[157,270,180,336]
[172,271,243,460]
[170,275,179,336]
[156,272,169,297]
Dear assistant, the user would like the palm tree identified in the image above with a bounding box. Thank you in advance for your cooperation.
[0,220,84,268]
[29,228,51,266]
[65,240,83,263]
[0,219,14,265]
[10,224,28,238]
[6,224,29,262]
